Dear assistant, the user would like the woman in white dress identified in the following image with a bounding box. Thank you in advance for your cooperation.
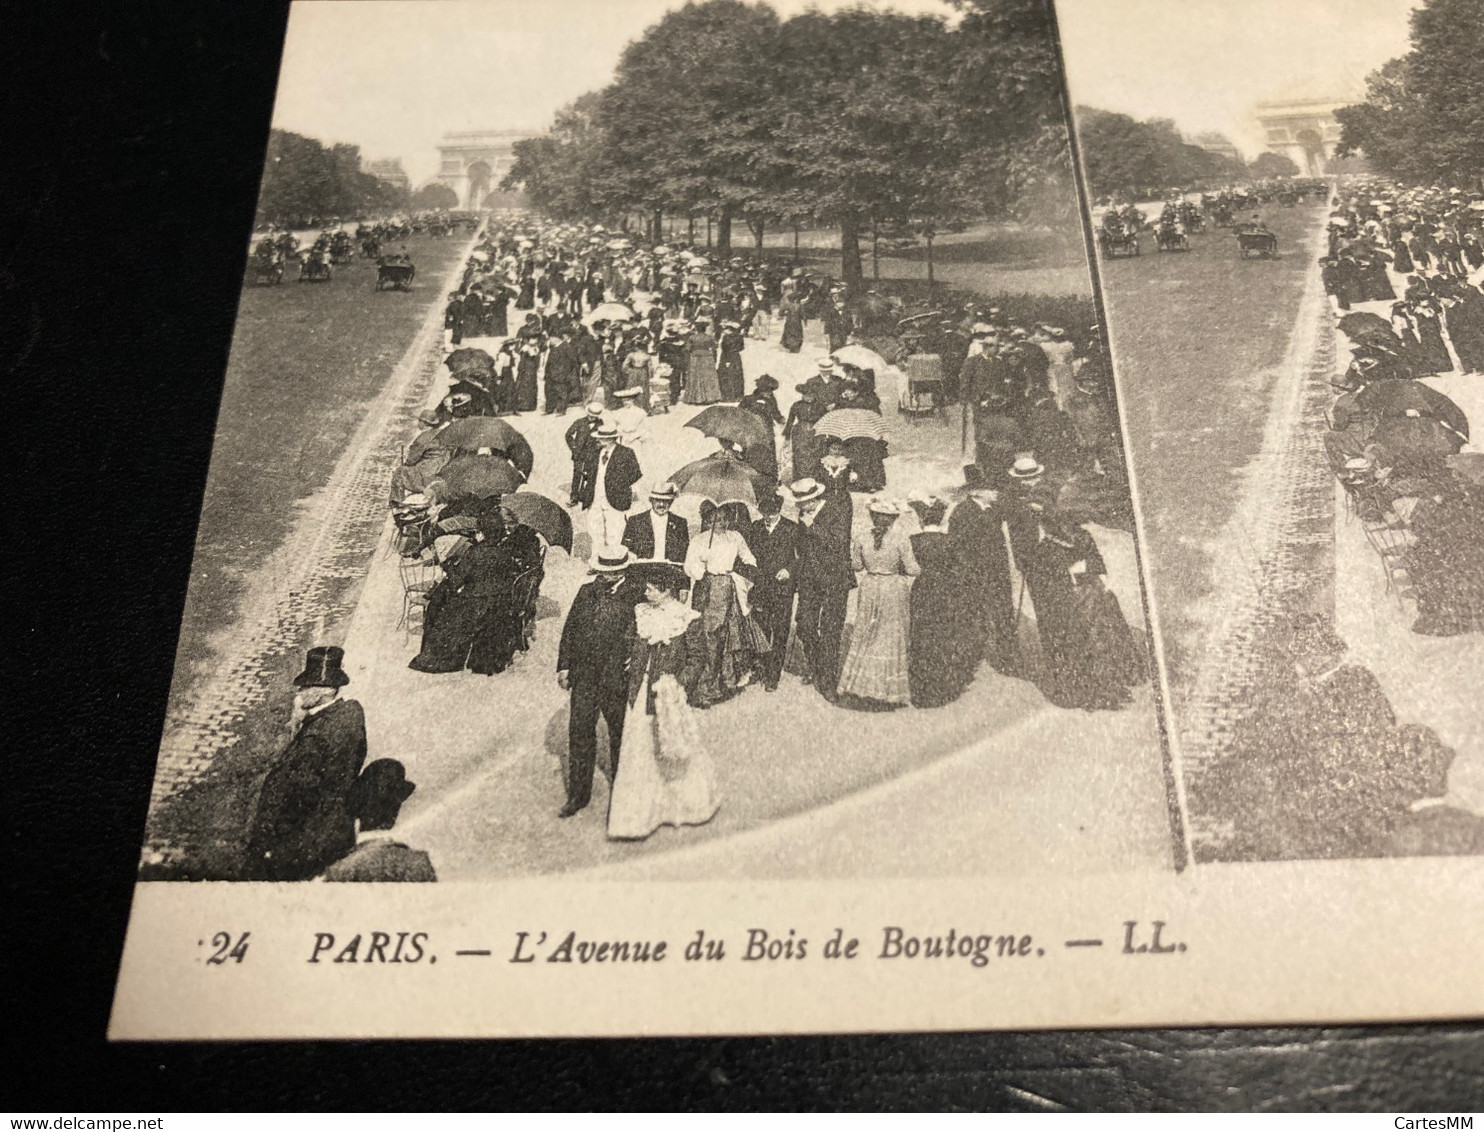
[607,564,720,840]
[837,499,921,709]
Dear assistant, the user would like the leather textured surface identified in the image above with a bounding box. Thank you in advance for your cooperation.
[4,0,1480,1110]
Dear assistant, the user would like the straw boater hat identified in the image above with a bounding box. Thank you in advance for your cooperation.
[1008,456,1045,480]
[590,545,632,573]
[867,498,899,516]
[592,422,619,441]
[614,386,643,400]
[585,400,605,415]
[649,481,679,500]
[790,478,827,505]
[817,357,837,373]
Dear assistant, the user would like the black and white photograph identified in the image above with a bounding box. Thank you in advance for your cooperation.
[131,0,1175,888]
[1058,0,1484,863]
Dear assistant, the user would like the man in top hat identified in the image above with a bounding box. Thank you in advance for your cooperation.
[320,759,436,882]
[556,546,640,817]
[564,400,606,503]
[948,466,1019,675]
[243,647,368,881]
[745,491,802,691]
[573,420,641,551]
[622,481,689,565]
[790,477,856,701]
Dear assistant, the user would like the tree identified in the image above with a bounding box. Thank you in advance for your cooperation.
[254,130,409,225]
[1336,0,1484,184]
[1074,108,1245,199]
[1249,151,1300,179]
[411,183,459,211]
[501,93,618,221]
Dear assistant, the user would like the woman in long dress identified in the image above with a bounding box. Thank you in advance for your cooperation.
[408,504,521,675]
[778,296,805,353]
[837,500,920,708]
[683,320,722,405]
[906,497,978,708]
[607,565,720,840]
[685,502,769,706]
[716,322,746,401]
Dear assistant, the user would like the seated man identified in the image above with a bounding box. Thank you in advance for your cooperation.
[320,759,436,882]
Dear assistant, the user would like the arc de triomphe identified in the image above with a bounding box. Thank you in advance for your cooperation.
[1254,97,1345,175]
[434,129,531,208]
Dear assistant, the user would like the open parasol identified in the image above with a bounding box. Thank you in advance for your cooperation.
[583,301,637,326]
[685,404,772,452]
[435,417,535,478]
[832,344,890,373]
[1371,414,1465,461]
[1336,312,1395,340]
[445,347,495,375]
[669,450,767,509]
[1354,381,1469,440]
[815,408,888,442]
[504,490,573,553]
[429,454,524,500]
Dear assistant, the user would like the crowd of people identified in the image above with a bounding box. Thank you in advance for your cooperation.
[1320,179,1484,639]
[239,209,1147,867]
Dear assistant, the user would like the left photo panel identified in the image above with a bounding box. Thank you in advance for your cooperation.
[132,0,1175,892]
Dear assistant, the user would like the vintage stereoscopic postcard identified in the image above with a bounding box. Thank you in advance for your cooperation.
[110,0,1481,1041]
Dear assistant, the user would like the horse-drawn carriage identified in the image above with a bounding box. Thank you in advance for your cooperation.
[1178,201,1204,233]
[249,239,284,285]
[376,253,416,291]
[328,230,355,264]
[1097,226,1140,258]
[298,249,333,282]
[1235,226,1278,258]
[1155,221,1189,252]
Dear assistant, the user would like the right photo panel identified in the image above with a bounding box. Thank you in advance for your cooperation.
[1056,0,1484,862]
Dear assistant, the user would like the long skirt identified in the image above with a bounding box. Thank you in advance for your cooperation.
[607,675,719,840]
[1417,318,1454,374]
[684,353,722,405]
[837,572,912,704]
[409,587,520,675]
[781,310,804,353]
[908,574,978,708]
[515,359,539,412]
[717,353,745,401]
[691,574,769,706]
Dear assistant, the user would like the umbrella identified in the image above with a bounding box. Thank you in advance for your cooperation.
[815,408,889,442]
[1336,312,1394,340]
[832,344,890,373]
[685,405,772,451]
[435,417,535,478]
[504,490,573,553]
[583,301,637,326]
[445,347,495,374]
[669,450,767,509]
[430,454,524,499]
[1354,381,1470,440]
[1371,414,1465,461]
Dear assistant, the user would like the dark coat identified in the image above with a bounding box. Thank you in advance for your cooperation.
[245,698,368,881]
[625,613,707,711]
[746,516,802,596]
[558,576,639,694]
[573,443,642,512]
[321,839,437,882]
[796,499,856,593]
[622,509,690,564]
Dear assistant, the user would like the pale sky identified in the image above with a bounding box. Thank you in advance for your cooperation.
[1055,0,1418,158]
[273,0,955,187]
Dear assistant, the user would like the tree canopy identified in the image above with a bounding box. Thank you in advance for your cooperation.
[255,130,410,227]
[499,0,1079,287]
[1336,0,1484,184]
[411,183,459,210]
[1248,151,1300,179]
[1074,108,1248,200]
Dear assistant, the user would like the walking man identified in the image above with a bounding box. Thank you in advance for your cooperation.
[746,491,802,691]
[556,547,638,817]
[790,478,855,702]
[573,421,641,553]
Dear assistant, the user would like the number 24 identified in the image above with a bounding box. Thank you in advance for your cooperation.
[206,931,251,965]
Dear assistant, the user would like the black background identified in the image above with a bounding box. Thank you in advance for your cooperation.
[4,0,1480,1111]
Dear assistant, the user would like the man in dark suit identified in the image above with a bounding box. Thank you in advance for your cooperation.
[556,547,639,817]
[573,422,642,551]
[622,481,689,564]
[244,647,368,881]
[543,331,582,416]
[949,463,1019,675]
[790,478,855,702]
[746,491,802,691]
[564,400,605,503]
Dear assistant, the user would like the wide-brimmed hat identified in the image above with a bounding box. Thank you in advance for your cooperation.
[293,645,350,688]
[971,322,994,336]
[1008,456,1045,479]
[585,400,605,415]
[614,386,643,399]
[590,545,632,572]
[754,375,779,392]
[790,478,827,505]
[649,481,679,500]
[592,422,619,441]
